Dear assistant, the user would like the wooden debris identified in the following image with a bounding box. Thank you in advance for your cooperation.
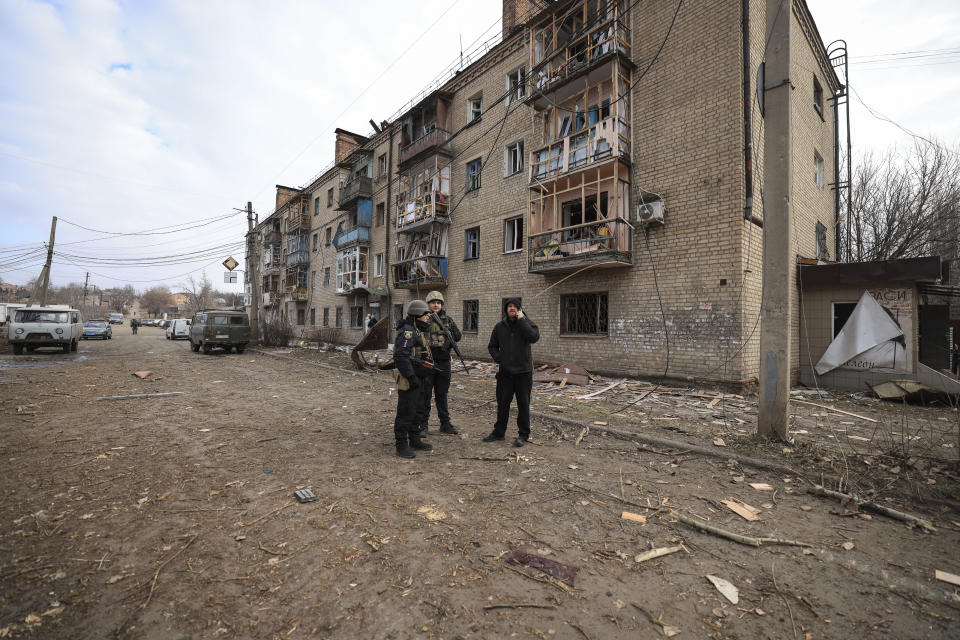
[721,499,761,521]
[483,603,557,611]
[574,427,589,446]
[621,511,647,524]
[790,399,877,423]
[935,570,960,587]
[593,421,608,426]
[667,510,811,547]
[749,483,774,491]
[706,396,721,408]
[578,380,624,399]
[97,392,184,401]
[713,438,726,447]
[634,545,683,564]
[807,486,936,533]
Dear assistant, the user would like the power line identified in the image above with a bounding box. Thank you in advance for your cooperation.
[58,211,240,237]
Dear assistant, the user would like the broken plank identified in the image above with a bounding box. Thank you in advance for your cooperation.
[97,392,185,401]
[634,545,683,564]
[578,379,624,400]
[621,511,647,524]
[935,570,960,587]
[706,396,721,409]
[720,499,760,521]
[790,399,877,423]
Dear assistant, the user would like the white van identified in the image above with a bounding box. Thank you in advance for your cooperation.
[165,317,191,340]
[8,306,83,355]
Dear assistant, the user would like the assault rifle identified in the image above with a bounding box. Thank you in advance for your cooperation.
[430,312,474,373]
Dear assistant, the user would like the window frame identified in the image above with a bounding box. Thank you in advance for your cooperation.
[504,216,524,253]
[376,201,385,227]
[296,309,306,326]
[814,149,825,189]
[375,252,383,277]
[335,306,343,329]
[327,188,334,207]
[506,67,526,104]
[813,74,824,119]
[323,307,330,327]
[560,293,609,336]
[323,267,330,287]
[377,153,387,179]
[467,95,482,123]
[505,139,524,177]
[325,227,331,245]
[313,196,320,216]
[462,299,479,333]
[310,307,316,326]
[466,158,482,192]
[350,306,364,329]
[465,226,480,260]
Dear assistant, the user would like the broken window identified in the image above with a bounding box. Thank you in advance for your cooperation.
[504,217,524,253]
[463,300,479,332]
[465,227,480,260]
[507,67,526,104]
[467,95,482,123]
[378,153,387,179]
[832,302,856,338]
[813,75,824,117]
[376,202,385,227]
[466,158,482,192]
[814,150,825,189]
[562,293,608,335]
[815,221,830,261]
[350,306,363,329]
[312,233,318,252]
[505,140,524,176]
[325,227,331,245]
[335,307,343,329]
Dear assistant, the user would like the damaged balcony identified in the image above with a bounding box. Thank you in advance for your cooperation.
[398,91,452,167]
[530,115,630,184]
[392,255,448,290]
[262,245,281,275]
[527,0,632,106]
[284,197,310,233]
[396,155,451,233]
[399,128,451,167]
[333,200,373,249]
[336,176,373,210]
[285,267,308,302]
[336,245,368,295]
[529,217,632,273]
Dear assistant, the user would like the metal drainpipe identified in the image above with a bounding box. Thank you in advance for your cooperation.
[742,0,762,229]
[833,90,841,260]
[384,125,394,324]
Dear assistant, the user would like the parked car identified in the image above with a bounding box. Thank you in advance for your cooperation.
[189,310,250,354]
[108,313,124,325]
[8,306,82,354]
[166,318,191,340]
[83,320,112,340]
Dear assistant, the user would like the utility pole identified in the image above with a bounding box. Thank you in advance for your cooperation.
[757,0,793,441]
[246,201,261,342]
[38,216,57,306]
[82,272,90,312]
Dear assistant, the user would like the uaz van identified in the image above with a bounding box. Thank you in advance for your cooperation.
[189,310,249,354]
[8,306,82,355]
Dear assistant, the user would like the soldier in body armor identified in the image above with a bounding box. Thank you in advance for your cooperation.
[419,291,462,435]
[392,300,435,458]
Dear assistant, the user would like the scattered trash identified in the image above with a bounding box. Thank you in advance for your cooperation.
[713,438,726,447]
[841,541,855,551]
[534,363,590,386]
[132,371,152,379]
[706,574,739,604]
[506,549,579,586]
[293,489,317,503]
[621,511,647,524]
[263,468,273,474]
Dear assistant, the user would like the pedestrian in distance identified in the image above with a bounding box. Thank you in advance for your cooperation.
[418,291,462,435]
[131,317,139,334]
[392,300,435,459]
[484,298,539,447]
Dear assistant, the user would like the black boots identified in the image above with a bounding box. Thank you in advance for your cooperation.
[439,423,459,435]
[482,432,505,442]
[409,434,433,451]
[396,438,416,458]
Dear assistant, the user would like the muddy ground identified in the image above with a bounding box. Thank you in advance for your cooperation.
[1,328,959,639]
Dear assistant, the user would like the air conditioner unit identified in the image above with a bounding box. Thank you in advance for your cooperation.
[637,200,665,227]
[262,292,272,306]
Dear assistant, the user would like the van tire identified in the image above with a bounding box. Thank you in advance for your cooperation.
[223,345,233,353]
[72,339,79,351]
[62,342,71,354]
[13,344,23,355]
[190,340,200,353]
[202,343,211,354]
[235,345,245,354]
[26,346,35,352]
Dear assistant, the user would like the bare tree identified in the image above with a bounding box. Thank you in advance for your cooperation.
[110,285,137,312]
[842,140,960,263]
[216,289,244,308]
[181,274,214,313]
[141,286,173,316]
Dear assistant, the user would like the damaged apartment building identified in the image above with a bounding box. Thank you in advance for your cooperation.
[245,0,841,384]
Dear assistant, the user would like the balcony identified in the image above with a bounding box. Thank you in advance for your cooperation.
[392,256,448,290]
[332,225,370,249]
[286,213,310,233]
[285,286,309,302]
[529,7,631,103]
[396,192,451,233]
[263,230,281,244]
[399,128,451,167]
[530,116,630,184]
[285,250,309,267]
[528,217,632,274]
[337,176,373,210]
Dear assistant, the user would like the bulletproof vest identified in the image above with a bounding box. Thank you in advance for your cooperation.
[427,317,448,348]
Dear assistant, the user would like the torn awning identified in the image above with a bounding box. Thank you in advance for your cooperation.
[815,291,908,375]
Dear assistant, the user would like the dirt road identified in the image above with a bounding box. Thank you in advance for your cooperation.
[1,328,958,638]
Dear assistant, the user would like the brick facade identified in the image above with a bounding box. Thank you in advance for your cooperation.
[247,0,839,385]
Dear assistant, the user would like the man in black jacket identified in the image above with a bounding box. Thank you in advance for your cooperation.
[419,291,462,435]
[484,298,540,447]
[392,300,435,459]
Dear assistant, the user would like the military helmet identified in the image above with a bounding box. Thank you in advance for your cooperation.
[406,300,430,317]
[426,290,444,304]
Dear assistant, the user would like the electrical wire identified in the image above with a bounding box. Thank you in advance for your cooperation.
[58,211,241,237]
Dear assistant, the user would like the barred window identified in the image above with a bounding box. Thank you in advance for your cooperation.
[561,293,608,335]
[463,299,479,332]
[350,306,363,329]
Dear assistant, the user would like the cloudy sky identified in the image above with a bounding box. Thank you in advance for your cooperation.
[1,0,958,291]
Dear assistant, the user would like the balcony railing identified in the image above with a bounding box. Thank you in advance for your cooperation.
[332,226,370,249]
[530,116,630,183]
[285,287,308,302]
[528,217,633,273]
[263,230,281,244]
[531,15,630,98]
[392,255,448,290]
[286,214,310,233]
[337,176,373,210]
[285,250,309,267]
[396,191,451,232]
[399,128,451,166]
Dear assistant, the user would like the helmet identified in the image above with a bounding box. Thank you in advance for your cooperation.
[426,291,444,304]
[406,300,430,317]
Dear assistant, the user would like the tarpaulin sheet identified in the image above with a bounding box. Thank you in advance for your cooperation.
[815,291,908,375]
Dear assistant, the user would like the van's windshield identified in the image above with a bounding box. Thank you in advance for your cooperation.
[15,310,70,323]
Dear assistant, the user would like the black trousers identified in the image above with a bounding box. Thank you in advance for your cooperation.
[493,371,533,438]
[394,380,425,444]
[419,365,452,427]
